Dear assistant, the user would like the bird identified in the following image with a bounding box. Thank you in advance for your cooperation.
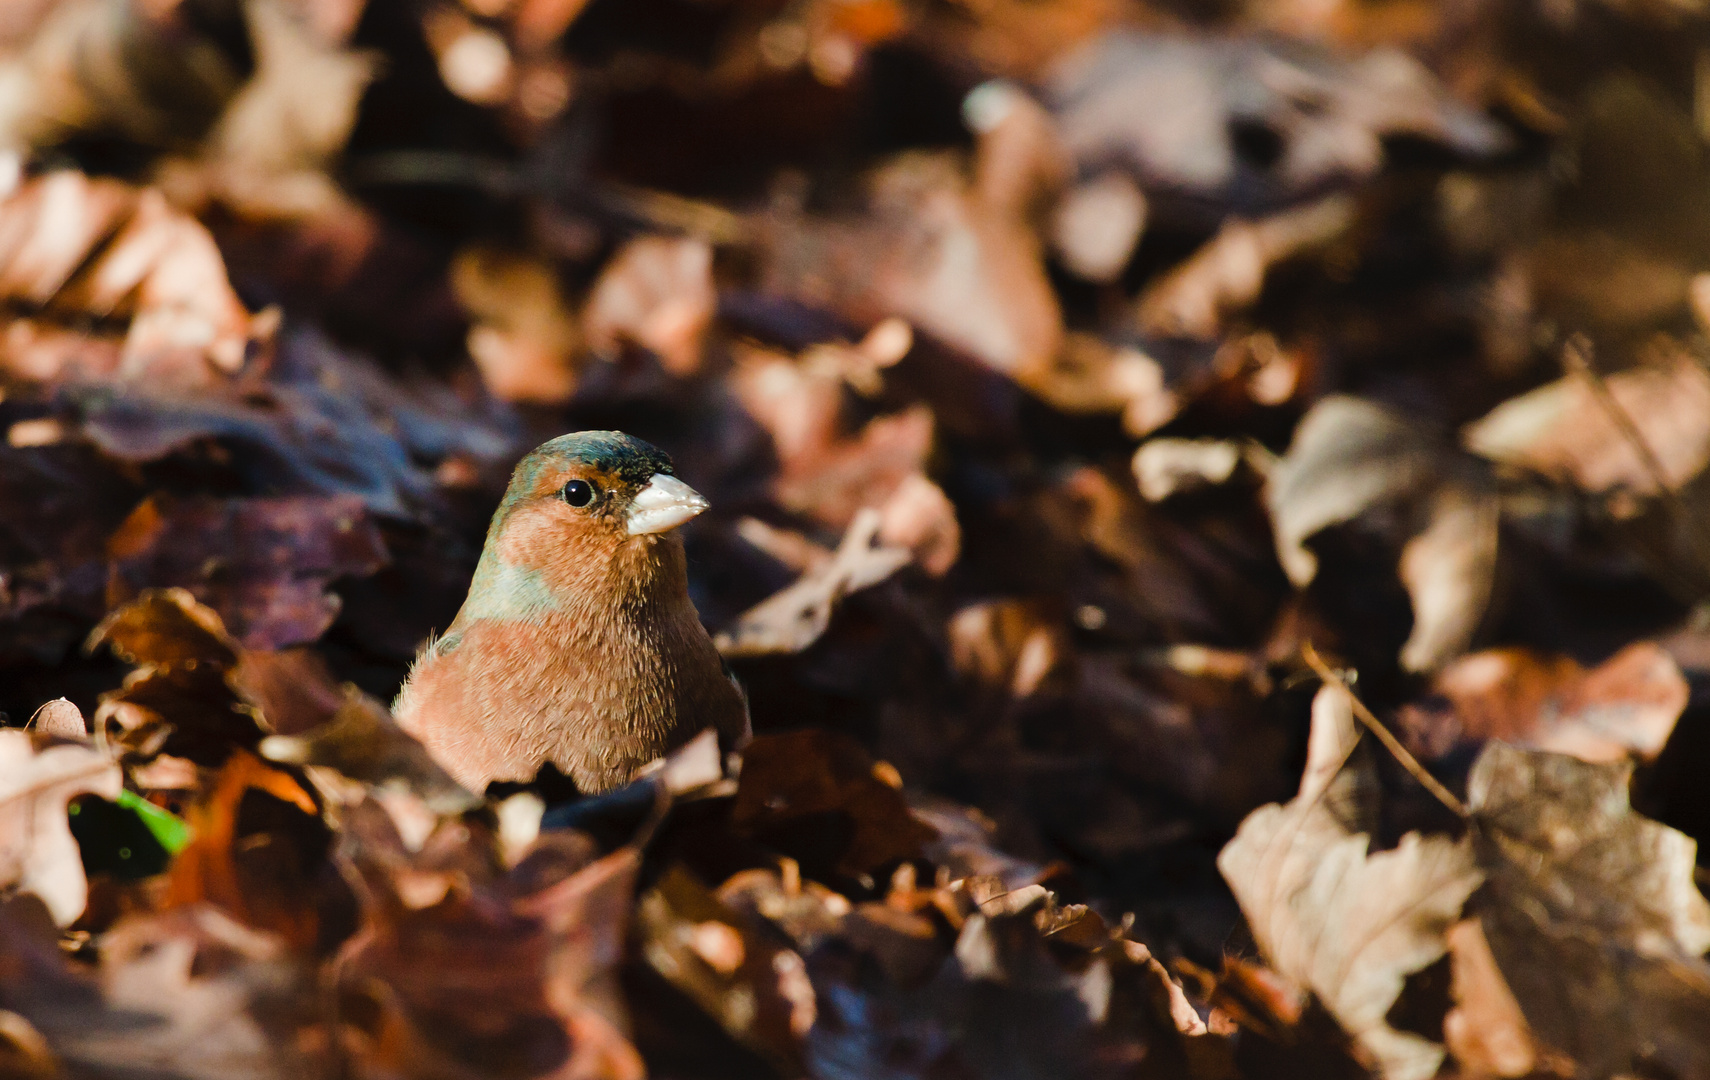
[394,431,749,794]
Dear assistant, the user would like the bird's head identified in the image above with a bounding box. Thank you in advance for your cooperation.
[476,431,709,606]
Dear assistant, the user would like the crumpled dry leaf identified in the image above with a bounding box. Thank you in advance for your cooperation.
[187,0,377,222]
[1408,642,1689,763]
[161,749,325,948]
[758,150,1062,380]
[1467,743,1710,1077]
[0,172,264,383]
[715,507,911,657]
[731,728,936,882]
[1137,194,1356,340]
[1218,685,1482,1080]
[1463,338,1710,495]
[585,234,717,377]
[1267,395,1443,588]
[342,835,644,1080]
[1397,482,1501,673]
[0,729,121,925]
[89,589,303,765]
[733,335,938,528]
[1268,395,1499,670]
[638,864,814,1072]
[260,690,480,815]
[0,897,314,1080]
[1045,32,1512,207]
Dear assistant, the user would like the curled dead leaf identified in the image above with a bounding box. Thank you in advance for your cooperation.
[0,173,262,384]
[0,730,121,925]
[716,508,911,657]
[1218,686,1481,1080]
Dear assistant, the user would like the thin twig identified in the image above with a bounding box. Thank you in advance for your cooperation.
[1300,643,1469,819]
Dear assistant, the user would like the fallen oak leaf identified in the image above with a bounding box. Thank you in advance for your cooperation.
[0,729,121,924]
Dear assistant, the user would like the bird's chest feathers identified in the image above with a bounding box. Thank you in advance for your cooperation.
[447,538,695,722]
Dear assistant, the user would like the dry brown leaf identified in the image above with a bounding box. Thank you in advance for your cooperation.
[1419,642,1688,762]
[1049,170,1146,283]
[4,901,313,1080]
[1046,33,1511,203]
[162,749,324,948]
[716,507,911,657]
[105,493,388,651]
[28,698,86,738]
[1024,332,1180,436]
[585,234,717,376]
[0,0,244,155]
[344,840,644,1080]
[874,471,960,577]
[1218,685,1481,1080]
[1137,194,1355,340]
[759,151,1062,381]
[1133,438,1244,501]
[1468,743,1710,1076]
[0,173,261,384]
[1464,339,1710,495]
[260,691,480,816]
[189,0,378,221]
[0,729,121,925]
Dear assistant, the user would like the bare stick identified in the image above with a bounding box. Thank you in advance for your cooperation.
[1301,643,1469,819]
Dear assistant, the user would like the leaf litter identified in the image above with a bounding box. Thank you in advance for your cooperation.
[0,0,1707,1078]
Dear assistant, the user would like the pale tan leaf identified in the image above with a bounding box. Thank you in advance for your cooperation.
[1399,483,1501,672]
[1463,339,1710,495]
[1266,396,1443,586]
[0,729,121,925]
[716,508,912,657]
[1218,686,1481,1080]
[1137,194,1354,340]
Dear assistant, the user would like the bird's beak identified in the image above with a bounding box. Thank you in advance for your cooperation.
[626,473,710,535]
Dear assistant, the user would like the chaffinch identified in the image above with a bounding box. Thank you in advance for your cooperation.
[395,431,748,793]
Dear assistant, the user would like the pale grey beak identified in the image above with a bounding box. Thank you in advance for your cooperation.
[627,473,709,535]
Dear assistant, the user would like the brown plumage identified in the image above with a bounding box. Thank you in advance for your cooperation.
[395,431,748,794]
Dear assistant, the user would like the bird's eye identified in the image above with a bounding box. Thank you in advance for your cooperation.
[561,479,598,508]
